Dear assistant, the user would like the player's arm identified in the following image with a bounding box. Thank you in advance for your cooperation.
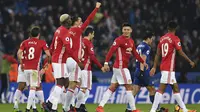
[104,39,120,71]
[177,49,195,68]
[17,42,25,65]
[44,50,51,64]
[17,49,23,65]
[81,2,101,30]
[87,44,103,69]
[175,38,195,68]
[105,39,120,64]
[132,43,144,64]
[140,54,147,71]
[150,44,161,76]
[42,41,52,64]
[152,47,161,69]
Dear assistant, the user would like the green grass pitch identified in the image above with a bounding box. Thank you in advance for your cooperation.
[0,104,199,112]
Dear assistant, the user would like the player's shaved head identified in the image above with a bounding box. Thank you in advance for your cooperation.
[167,21,178,31]
[30,26,40,37]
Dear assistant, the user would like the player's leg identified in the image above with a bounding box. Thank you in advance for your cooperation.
[61,78,69,109]
[146,85,156,103]
[63,80,79,111]
[63,58,81,111]
[96,82,119,112]
[75,70,92,111]
[171,83,188,112]
[36,84,45,111]
[26,70,38,112]
[150,83,167,112]
[0,73,8,103]
[13,66,27,111]
[46,63,67,111]
[13,82,26,111]
[126,85,141,112]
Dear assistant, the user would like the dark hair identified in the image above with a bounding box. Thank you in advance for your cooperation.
[143,30,154,40]
[167,21,178,31]
[84,27,94,36]
[122,22,132,28]
[71,16,80,25]
[30,26,40,37]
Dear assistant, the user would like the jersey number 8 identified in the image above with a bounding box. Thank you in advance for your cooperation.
[28,47,35,60]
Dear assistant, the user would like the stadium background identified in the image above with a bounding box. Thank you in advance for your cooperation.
[0,0,200,108]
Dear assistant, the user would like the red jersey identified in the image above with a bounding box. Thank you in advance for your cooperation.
[66,8,98,60]
[105,35,144,68]
[19,38,48,70]
[51,26,70,63]
[158,32,182,71]
[81,38,102,70]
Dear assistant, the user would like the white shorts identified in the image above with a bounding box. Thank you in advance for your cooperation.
[80,70,92,90]
[52,63,69,79]
[160,71,177,84]
[66,57,81,82]
[24,69,40,87]
[111,68,132,84]
[17,65,27,83]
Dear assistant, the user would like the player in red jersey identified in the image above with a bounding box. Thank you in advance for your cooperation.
[17,26,51,112]
[63,2,101,112]
[74,27,105,112]
[149,21,196,112]
[45,13,79,112]
[96,23,147,112]
[13,50,47,112]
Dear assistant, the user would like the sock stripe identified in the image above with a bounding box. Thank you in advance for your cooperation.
[157,90,163,94]
[56,85,63,88]
[68,89,74,93]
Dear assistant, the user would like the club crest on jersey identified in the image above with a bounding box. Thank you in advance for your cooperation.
[178,42,181,46]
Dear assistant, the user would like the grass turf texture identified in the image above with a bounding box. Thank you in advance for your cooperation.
[0,104,199,112]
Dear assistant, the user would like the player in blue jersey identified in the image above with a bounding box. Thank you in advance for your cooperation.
[126,30,166,112]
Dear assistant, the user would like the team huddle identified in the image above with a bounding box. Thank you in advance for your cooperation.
[12,2,197,112]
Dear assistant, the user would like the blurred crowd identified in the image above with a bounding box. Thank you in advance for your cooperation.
[0,0,200,73]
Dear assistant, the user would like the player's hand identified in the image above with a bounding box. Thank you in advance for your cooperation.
[96,2,101,8]
[101,67,106,73]
[150,68,156,76]
[143,62,148,70]
[104,64,110,72]
[190,61,195,68]
[78,62,84,70]
[20,64,24,72]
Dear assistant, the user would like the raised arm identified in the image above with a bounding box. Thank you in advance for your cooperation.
[81,2,101,30]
